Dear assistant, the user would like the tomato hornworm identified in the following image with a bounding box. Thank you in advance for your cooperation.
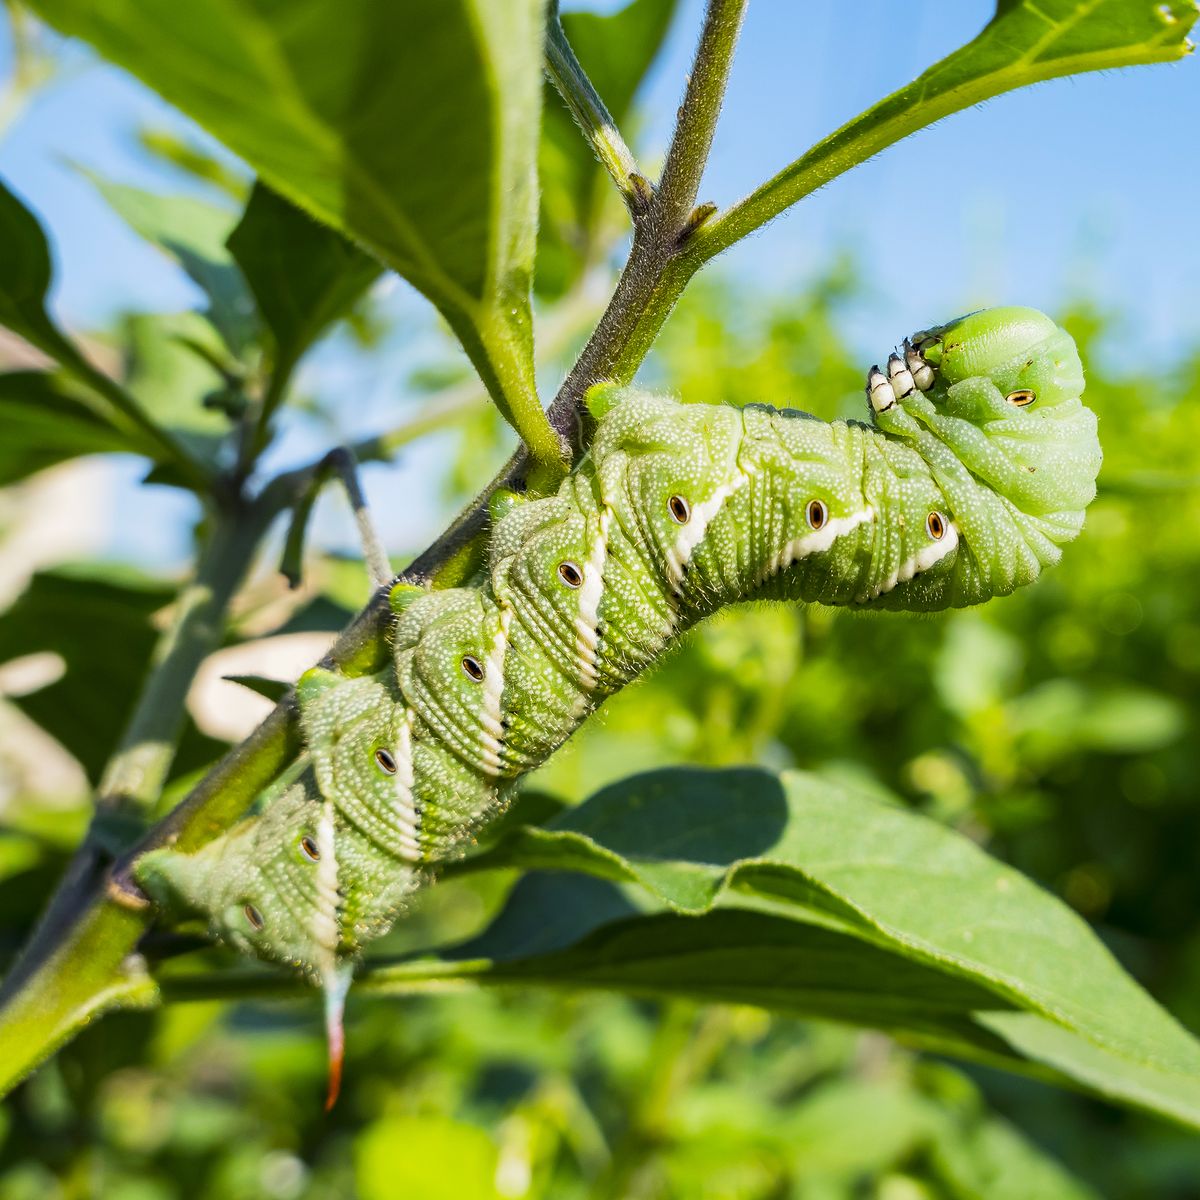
[137,306,1101,1101]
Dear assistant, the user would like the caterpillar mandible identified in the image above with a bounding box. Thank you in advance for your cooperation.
[137,306,1101,1101]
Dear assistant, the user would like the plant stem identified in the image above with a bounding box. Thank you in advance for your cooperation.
[653,0,745,234]
[0,901,158,1095]
[278,447,393,589]
[686,0,1200,269]
[244,347,298,473]
[0,498,269,1079]
[98,509,271,815]
[544,13,648,215]
[549,0,747,423]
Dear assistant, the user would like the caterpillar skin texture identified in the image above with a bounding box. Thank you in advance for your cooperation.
[138,306,1101,1003]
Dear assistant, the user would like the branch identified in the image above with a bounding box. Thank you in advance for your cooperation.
[549,0,748,426]
[544,13,650,216]
[245,346,298,471]
[278,446,393,589]
[652,0,745,235]
[98,510,274,816]
[0,500,270,1090]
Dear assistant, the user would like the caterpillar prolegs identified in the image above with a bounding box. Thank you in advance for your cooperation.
[137,306,1101,1099]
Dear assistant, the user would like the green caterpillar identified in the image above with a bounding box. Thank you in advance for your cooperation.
[137,306,1101,1099]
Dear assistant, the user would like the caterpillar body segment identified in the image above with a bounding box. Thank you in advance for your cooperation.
[137,307,1101,1086]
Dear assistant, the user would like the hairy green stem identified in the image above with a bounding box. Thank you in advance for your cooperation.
[550,0,747,421]
[690,2,1198,265]
[0,902,158,1094]
[544,13,647,215]
[278,447,393,589]
[652,0,745,234]
[244,347,299,472]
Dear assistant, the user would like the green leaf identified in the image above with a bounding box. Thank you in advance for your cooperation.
[537,0,678,295]
[928,1110,1100,1200]
[76,167,258,358]
[0,175,69,358]
[0,567,171,783]
[447,767,1200,1128]
[222,674,290,704]
[1012,680,1186,760]
[117,311,237,472]
[375,900,1033,1078]
[136,126,249,202]
[27,0,561,465]
[0,568,224,784]
[226,182,380,392]
[0,176,210,487]
[747,1077,944,1179]
[696,0,1198,262]
[0,371,145,486]
[451,872,642,960]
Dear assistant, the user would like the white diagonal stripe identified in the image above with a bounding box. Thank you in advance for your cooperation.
[478,605,511,776]
[573,507,612,691]
[665,470,754,592]
[312,797,341,976]
[856,520,959,603]
[754,506,876,587]
[389,709,422,860]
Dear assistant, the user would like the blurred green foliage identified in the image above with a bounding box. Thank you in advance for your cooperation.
[3,0,1200,1195]
[5,264,1200,1196]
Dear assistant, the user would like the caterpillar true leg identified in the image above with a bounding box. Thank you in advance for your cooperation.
[867,334,937,413]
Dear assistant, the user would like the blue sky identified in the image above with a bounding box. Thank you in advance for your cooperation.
[1,1,1197,565]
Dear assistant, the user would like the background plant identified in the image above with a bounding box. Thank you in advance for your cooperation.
[1,1,1199,1196]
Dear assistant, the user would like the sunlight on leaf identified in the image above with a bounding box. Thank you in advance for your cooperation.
[25,0,559,462]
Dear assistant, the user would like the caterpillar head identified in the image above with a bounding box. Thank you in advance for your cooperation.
[870,307,1100,521]
[915,306,1085,414]
[868,307,1085,418]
